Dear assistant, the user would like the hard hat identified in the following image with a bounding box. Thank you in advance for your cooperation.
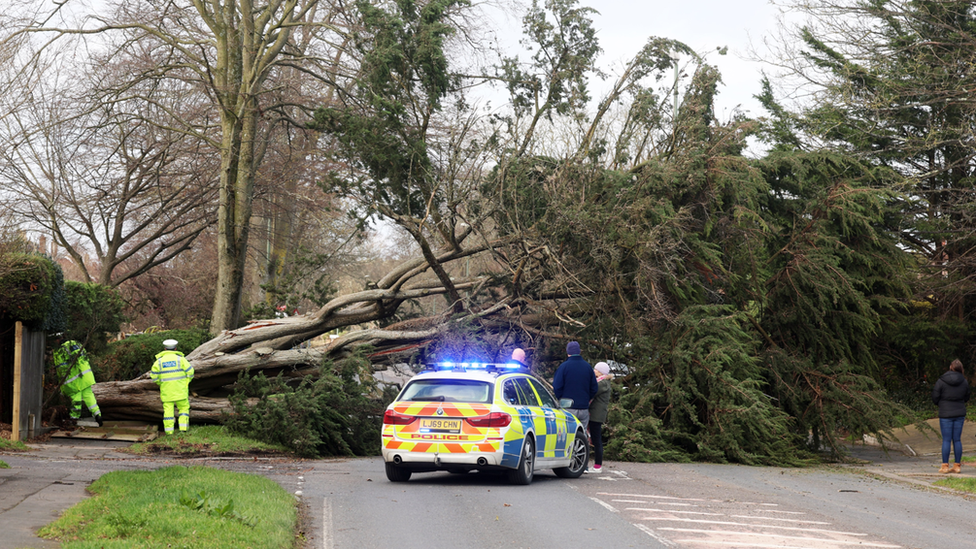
[163,339,178,349]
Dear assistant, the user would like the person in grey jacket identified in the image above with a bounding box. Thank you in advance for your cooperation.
[587,361,613,473]
[932,359,971,474]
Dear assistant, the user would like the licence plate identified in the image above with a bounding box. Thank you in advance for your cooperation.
[419,418,462,433]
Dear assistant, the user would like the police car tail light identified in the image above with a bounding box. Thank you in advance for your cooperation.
[383,409,417,425]
[466,412,512,428]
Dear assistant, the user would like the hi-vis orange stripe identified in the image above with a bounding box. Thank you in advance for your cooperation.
[393,402,490,417]
[383,402,499,453]
[384,440,498,453]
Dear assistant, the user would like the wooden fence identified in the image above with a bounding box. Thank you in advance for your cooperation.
[0,321,46,441]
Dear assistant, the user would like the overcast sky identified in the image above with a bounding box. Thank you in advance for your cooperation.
[591,0,783,118]
[487,0,787,122]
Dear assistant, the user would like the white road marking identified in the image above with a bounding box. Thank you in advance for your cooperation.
[590,496,619,513]
[626,508,723,516]
[729,514,831,525]
[662,527,901,548]
[599,488,897,549]
[599,492,712,502]
[646,517,868,536]
[725,501,779,507]
[614,499,695,506]
[635,523,678,547]
[749,508,807,515]
[322,497,333,549]
[676,541,894,549]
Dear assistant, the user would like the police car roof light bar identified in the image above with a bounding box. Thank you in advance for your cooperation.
[428,361,527,373]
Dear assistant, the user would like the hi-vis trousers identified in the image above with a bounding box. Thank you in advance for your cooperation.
[162,399,190,433]
[69,387,100,420]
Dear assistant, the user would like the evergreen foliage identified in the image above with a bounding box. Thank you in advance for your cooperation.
[753,151,914,455]
[788,0,976,321]
[489,51,915,461]
[97,328,211,381]
[0,253,64,329]
[225,350,393,457]
[296,0,925,464]
[43,260,67,334]
[63,281,127,355]
[610,308,808,465]
[310,0,464,221]
[871,311,971,402]
[309,0,477,316]
[756,152,910,371]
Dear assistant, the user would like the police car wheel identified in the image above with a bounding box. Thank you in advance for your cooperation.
[507,436,535,485]
[554,428,589,478]
[385,462,412,482]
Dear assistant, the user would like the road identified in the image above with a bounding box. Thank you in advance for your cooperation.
[294,457,976,549]
[4,447,976,549]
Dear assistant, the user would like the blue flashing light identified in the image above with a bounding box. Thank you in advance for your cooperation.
[428,360,529,372]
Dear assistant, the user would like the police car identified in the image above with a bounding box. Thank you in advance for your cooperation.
[381,361,589,484]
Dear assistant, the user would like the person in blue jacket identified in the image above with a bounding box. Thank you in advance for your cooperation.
[932,359,971,474]
[553,341,598,438]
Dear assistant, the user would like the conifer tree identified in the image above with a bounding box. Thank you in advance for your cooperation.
[494,57,914,461]
[783,0,976,320]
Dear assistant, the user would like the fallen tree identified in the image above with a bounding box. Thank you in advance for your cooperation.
[84,0,916,465]
[91,236,546,421]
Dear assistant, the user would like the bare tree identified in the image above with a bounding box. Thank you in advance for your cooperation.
[1,0,360,331]
[0,46,218,286]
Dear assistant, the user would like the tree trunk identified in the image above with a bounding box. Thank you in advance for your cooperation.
[211,108,253,334]
[96,293,512,422]
[95,235,534,422]
[92,380,245,423]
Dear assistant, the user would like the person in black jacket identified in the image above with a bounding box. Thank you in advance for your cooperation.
[553,341,598,438]
[932,359,971,474]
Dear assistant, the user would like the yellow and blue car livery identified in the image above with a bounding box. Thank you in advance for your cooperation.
[382,362,589,484]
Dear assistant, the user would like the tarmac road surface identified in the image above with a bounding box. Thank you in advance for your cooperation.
[0,417,972,549]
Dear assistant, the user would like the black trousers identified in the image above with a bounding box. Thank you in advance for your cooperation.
[588,421,603,466]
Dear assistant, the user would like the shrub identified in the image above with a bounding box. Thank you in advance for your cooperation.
[224,350,393,458]
[96,328,211,382]
[0,253,64,330]
[62,281,127,355]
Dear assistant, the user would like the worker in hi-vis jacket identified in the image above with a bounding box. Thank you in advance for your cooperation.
[150,339,194,434]
[53,337,103,426]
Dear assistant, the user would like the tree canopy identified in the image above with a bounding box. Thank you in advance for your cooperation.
[2,0,961,462]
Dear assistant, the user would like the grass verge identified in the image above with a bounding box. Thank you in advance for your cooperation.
[125,425,291,457]
[1,433,32,467]
[935,474,976,493]
[37,465,299,549]
[0,437,31,452]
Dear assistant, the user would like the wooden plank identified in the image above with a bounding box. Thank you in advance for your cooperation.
[12,322,21,441]
[50,423,159,442]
